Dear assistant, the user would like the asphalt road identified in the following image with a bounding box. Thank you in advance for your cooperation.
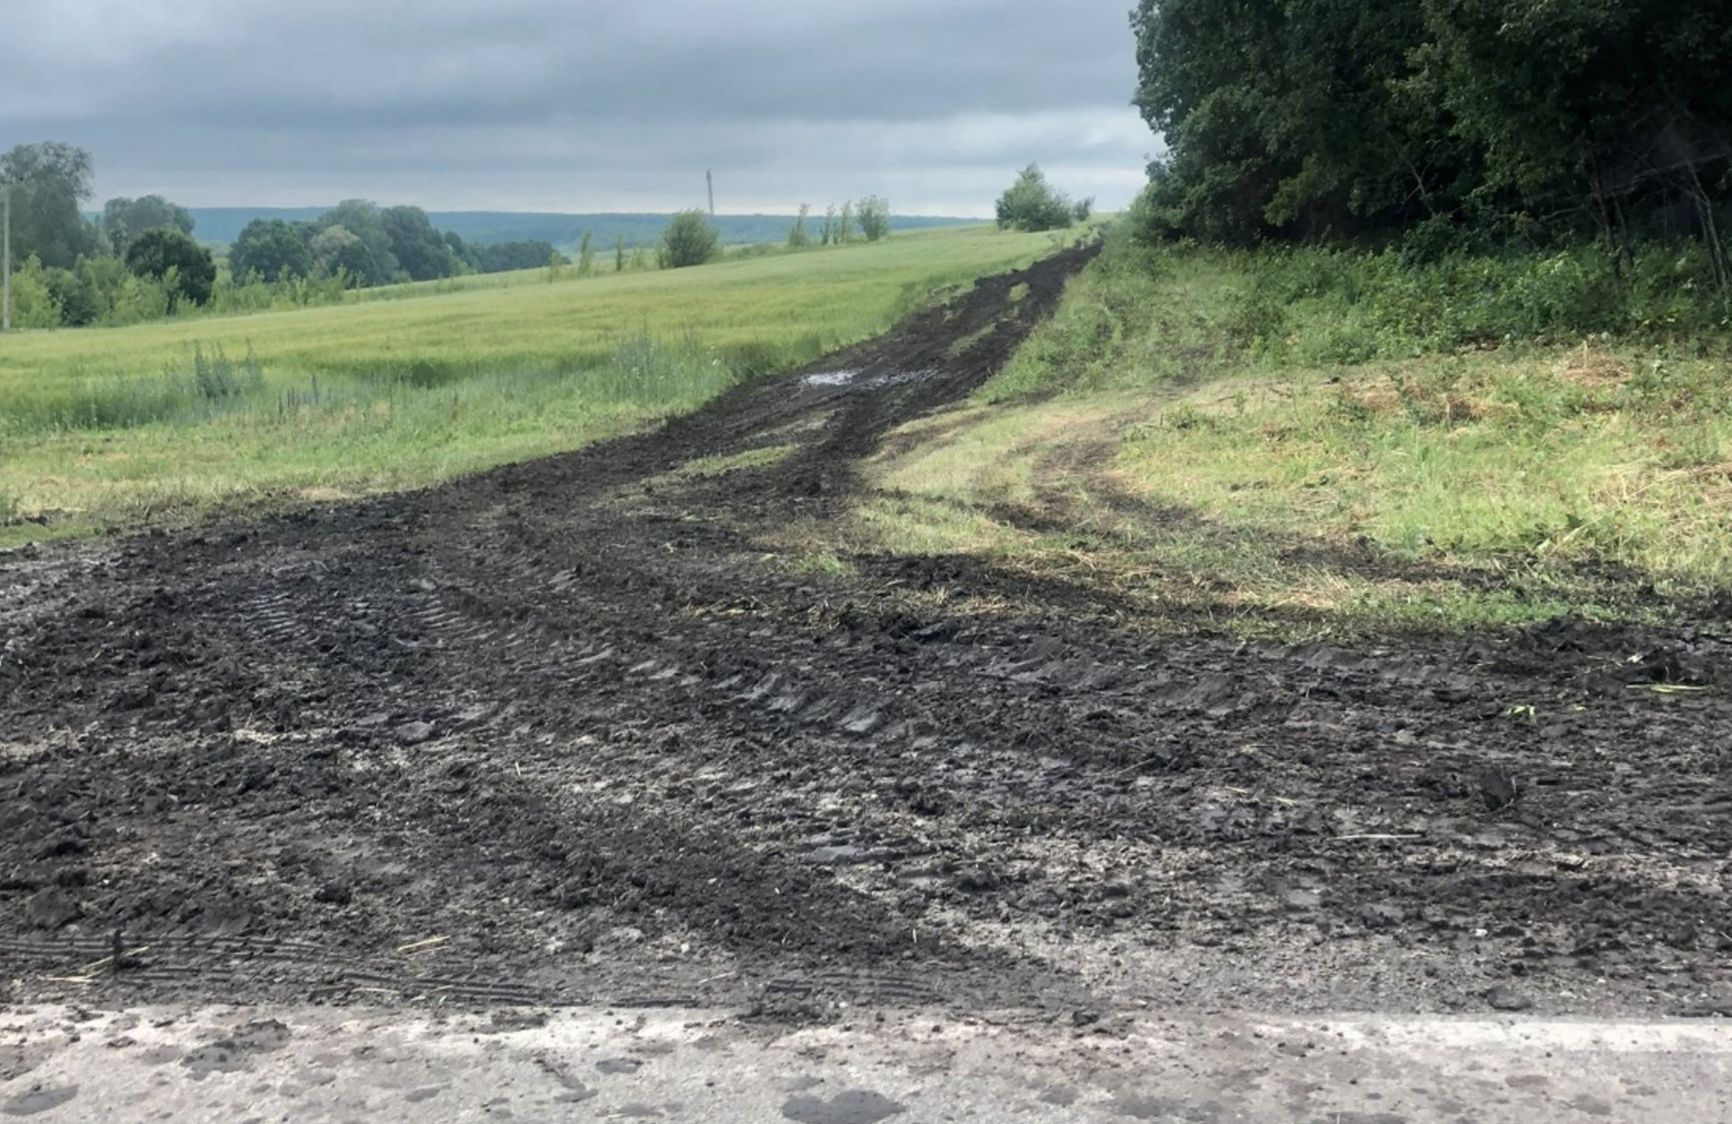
[2,1003,1729,1122]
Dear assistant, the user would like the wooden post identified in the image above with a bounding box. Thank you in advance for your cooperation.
[2,183,11,333]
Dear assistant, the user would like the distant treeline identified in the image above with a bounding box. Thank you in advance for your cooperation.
[226,203,564,287]
[0,140,988,331]
[184,209,985,253]
[0,142,584,327]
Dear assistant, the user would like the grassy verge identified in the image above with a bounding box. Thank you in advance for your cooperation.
[842,227,1732,635]
[0,226,1066,546]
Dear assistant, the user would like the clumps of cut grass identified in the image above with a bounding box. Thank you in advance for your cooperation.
[782,549,857,580]
[669,444,798,479]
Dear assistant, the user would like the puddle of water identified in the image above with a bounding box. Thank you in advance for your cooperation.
[802,368,939,390]
[802,370,860,388]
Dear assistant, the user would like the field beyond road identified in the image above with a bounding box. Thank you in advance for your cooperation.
[0,226,1065,546]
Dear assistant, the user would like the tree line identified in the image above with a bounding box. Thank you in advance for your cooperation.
[228,201,567,288]
[784,196,894,248]
[1130,0,1732,274]
[0,141,571,328]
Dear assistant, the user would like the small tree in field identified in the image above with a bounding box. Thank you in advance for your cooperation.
[615,235,627,272]
[856,196,891,242]
[578,230,596,276]
[659,210,720,268]
[837,201,854,244]
[995,164,1077,232]
[788,204,812,248]
[821,205,836,245]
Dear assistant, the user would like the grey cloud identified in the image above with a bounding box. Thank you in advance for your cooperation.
[4,0,1152,214]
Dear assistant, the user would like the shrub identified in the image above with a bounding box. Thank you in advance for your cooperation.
[189,345,264,400]
[788,204,812,249]
[659,210,720,269]
[857,196,891,242]
[5,255,65,328]
[995,165,1077,232]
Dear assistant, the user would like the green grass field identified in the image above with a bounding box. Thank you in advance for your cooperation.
[838,227,1732,635]
[0,226,1065,545]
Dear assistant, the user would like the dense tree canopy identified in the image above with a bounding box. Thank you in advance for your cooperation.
[230,218,314,282]
[316,200,400,286]
[472,239,564,272]
[382,205,458,281]
[1131,0,1732,252]
[102,195,195,254]
[125,228,217,306]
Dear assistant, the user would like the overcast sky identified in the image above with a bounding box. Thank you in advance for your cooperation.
[3,1,1155,216]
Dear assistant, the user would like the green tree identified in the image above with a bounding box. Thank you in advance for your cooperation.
[5,255,64,328]
[381,205,457,281]
[125,228,216,306]
[994,165,1077,232]
[856,196,891,242]
[1416,0,1732,266]
[475,241,563,272]
[788,203,812,248]
[820,205,836,246]
[101,196,194,255]
[615,234,627,272]
[1,142,99,269]
[1130,0,1444,243]
[310,224,366,284]
[230,219,313,282]
[837,201,854,244]
[46,255,130,326]
[578,229,596,275]
[659,210,720,268]
[315,200,400,285]
[443,230,480,272]
[1128,0,1732,253]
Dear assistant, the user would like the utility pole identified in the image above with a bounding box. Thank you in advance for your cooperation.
[2,182,11,334]
[706,169,715,217]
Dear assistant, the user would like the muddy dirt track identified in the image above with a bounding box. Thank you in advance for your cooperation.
[3,242,1731,1021]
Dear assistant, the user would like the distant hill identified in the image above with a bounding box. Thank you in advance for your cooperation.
[181,209,988,251]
